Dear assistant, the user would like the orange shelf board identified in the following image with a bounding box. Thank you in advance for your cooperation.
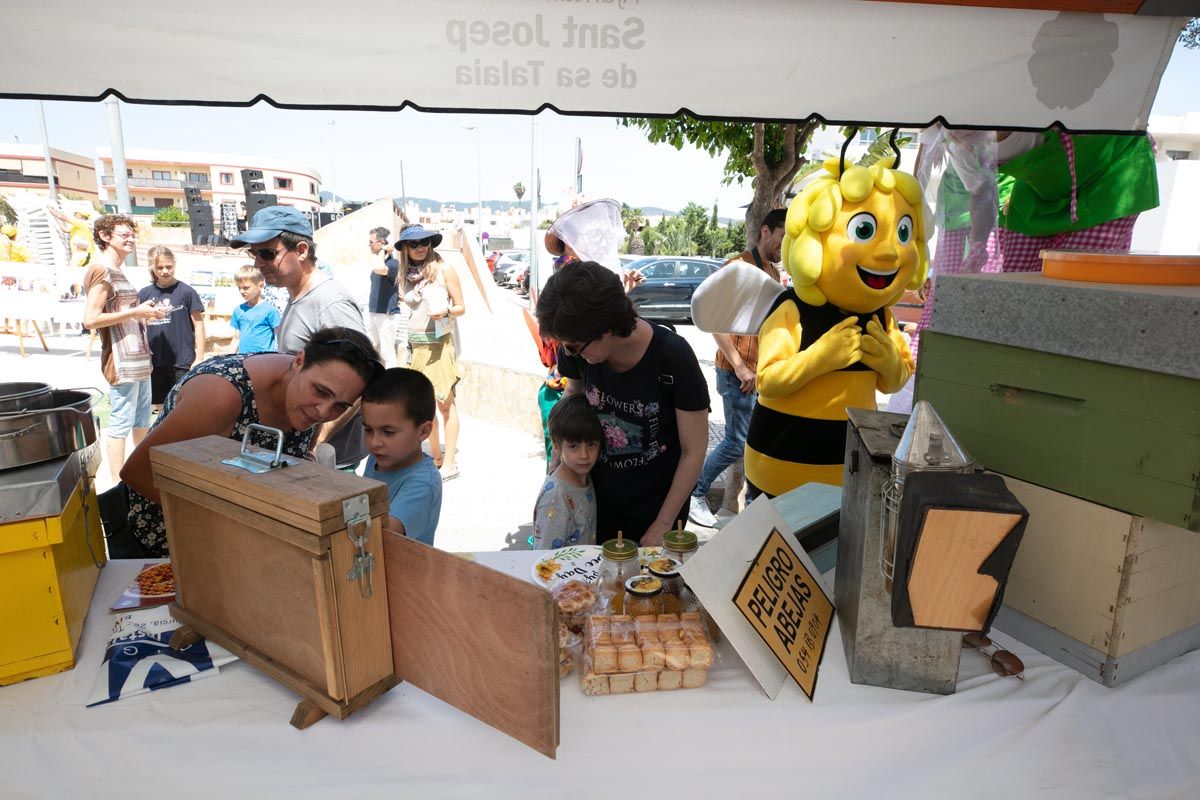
[1041,250,1200,285]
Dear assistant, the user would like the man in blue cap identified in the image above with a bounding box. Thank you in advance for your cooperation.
[232,206,372,469]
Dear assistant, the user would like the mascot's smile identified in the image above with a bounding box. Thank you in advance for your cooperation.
[856,264,898,291]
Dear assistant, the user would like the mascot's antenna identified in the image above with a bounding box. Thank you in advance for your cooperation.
[888,128,902,169]
[839,127,860,175]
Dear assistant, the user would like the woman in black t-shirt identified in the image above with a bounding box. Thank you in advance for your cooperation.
[537,261,709,546]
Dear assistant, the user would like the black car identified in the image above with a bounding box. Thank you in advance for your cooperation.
[626,256,723,323]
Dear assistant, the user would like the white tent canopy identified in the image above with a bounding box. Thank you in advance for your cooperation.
[2,1,1185,131]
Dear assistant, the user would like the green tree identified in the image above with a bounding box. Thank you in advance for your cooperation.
[513,181,525,201]
[152,205,189,227]
[0,196,15,225]
[620,116,820,248]
[620,203,646,254]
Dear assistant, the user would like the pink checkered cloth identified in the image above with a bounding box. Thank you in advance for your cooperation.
[998,213,1139,273]
[910,228,1002,359]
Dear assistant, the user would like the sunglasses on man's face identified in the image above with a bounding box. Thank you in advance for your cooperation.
[963,633,1025,680]
[247,246,283,262]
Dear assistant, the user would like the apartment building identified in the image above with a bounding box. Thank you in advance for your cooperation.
[0,144,99,202]
[96,147,322,215]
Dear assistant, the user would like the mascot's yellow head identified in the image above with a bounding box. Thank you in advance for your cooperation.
[782,156,928,313]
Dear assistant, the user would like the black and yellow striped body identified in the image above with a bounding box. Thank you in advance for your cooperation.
[745,291,887,498]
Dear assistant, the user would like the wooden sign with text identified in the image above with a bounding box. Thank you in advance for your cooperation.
[733,528,834,700]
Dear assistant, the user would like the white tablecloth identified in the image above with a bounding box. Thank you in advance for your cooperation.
[2,555,1199,799]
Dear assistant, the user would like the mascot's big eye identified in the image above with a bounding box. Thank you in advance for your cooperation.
[847,212,877,243]
[896,215,913,244]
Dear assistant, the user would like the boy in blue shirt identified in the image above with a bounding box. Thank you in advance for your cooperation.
[228,264,280,353]
[532,394,600,549]
[362,368,442,546]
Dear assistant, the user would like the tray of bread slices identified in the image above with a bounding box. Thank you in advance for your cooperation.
[579,612,716,696]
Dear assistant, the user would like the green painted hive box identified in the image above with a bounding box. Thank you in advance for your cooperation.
[915,273,1200,533]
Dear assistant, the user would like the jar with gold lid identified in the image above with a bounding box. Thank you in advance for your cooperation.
[623,574,664,618]
[648,556,684,615]
[662,528,699,563]
[598,537,640,614]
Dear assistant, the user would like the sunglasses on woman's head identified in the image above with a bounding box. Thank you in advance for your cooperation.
[321,338,385,379]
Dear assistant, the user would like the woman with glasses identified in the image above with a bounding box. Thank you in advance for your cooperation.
[120,327,384,556]
[536,261,709,547]
[394,224,467,481]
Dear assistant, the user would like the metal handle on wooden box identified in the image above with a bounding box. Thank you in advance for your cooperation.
[221,424,289,474]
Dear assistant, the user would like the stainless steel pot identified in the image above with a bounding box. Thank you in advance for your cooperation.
[0,389,100,471]
[0,382,53,414]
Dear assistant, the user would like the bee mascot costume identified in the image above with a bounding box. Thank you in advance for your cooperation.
[692,153,929,499]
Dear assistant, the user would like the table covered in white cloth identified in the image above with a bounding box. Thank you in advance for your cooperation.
[2,555,1198,799]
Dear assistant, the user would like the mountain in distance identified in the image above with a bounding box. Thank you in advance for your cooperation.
[324,191,735,223]
[390,197,735,223]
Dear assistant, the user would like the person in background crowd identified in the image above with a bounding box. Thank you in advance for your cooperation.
[0,223,29,262]
[537,260,709,547]
[228,264,280,354]
[122,328,383,556]
[361,368,442,546]
[534,198,638,467]
[365,226,400,367]
[395,224,466,481]
[82,214,167,482]
[997,130,1158,273]
[231,205,370,470]
[688,208,786,529]
[48,203,96,267]
[138,245,206,413]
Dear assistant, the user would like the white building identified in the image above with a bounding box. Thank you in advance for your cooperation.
[1132,114,1200,255]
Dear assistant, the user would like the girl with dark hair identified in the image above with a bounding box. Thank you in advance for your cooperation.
[121,327,384,555]
[536,261,710,547]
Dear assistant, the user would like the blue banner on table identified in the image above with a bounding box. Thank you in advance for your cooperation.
[87,605,237,707]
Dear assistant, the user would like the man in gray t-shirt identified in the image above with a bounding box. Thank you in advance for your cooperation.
[232,206,370,468]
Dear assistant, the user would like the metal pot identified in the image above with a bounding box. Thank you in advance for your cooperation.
[0,382,53,414]
[0,389,99,471]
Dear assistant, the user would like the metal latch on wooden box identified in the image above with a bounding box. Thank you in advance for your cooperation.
[343,493,374,598]
[222,424,300,474]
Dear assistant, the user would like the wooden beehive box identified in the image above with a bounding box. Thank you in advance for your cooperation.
[993,474,1200,687]
[151,436,561,754]
[150,436,396,728]
[917,272,1200,532]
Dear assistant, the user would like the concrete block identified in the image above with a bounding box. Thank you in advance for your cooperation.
[931,272,1200,380]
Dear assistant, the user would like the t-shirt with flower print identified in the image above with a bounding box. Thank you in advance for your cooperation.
[557,323,709,521]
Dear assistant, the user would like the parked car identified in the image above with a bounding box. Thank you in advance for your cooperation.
[486,251,501,273]
[625,256,723,323]
[493,250,529,286]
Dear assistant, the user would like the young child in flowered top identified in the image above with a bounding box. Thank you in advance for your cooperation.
[532,394,601,549]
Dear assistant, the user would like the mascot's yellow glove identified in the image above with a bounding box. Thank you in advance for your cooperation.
[758,307,864,398]
[859,315,912,393]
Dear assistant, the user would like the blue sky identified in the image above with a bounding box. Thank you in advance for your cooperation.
[1,42,1196,215]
